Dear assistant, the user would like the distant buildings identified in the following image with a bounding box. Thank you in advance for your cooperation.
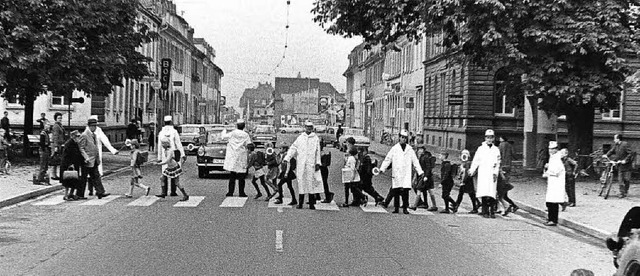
[239,82,275,126]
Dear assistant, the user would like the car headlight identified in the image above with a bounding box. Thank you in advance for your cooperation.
[197,146,205,156]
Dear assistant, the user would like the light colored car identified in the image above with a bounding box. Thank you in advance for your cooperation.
[606,206,640,276]
[196,126,236,178]
[279,124,304,134]
[251,125,277,147]
[338,134,371,151]
[316,126,337,147]
[177,124,206,154]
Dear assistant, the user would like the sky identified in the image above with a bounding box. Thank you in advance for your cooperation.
[171,0,362,111]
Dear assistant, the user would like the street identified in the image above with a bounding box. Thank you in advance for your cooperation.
[0,147,614,275]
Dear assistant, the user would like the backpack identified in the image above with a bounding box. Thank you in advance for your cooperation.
[135,151,149,166]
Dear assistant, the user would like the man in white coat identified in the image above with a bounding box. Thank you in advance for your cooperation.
[83,115,119,196]
[469,129,501,218]
[379,129,424,214]
[283,120,323,210]
[543,141,564,226]
[223,119,252,197]
[156,115,186,197]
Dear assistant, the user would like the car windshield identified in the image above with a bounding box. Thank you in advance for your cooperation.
[207,128,234,144]
[180,126,200,134]
[255,126,274,134]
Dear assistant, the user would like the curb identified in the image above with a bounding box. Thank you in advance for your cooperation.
[0,164,131,209]
[370,150,611,241]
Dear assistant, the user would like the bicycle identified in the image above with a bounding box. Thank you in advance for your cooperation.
[599,157,622,199]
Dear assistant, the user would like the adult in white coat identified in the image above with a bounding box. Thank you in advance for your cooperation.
[543,141,564,226]
[156,115,186,197]
[469,129,501,218]
[223,119,252,197]
[88,116,119,176]
[379,129,424,214]
[283,120,323,209]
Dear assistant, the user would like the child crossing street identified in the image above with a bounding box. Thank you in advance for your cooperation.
[124,139,150,198]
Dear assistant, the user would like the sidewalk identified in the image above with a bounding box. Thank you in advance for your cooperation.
[0,148,148,209]
[368,140,637,240]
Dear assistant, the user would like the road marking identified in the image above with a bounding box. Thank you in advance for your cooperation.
[360,204,388,213]
[127,196,159,207]
[80,195,121,206]
[408,208,434,215]
[32,195,65,206]
[277,207,284,213]
[275,230,283,253]
[268,197,293,208]
[174,196,205,207]
[219,197,247,207]
[314,201,339,211]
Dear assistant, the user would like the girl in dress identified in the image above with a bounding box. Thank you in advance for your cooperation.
[157,138,188,201]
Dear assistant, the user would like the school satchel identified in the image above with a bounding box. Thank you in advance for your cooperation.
[341,167,360,184]
[135,151,149,166]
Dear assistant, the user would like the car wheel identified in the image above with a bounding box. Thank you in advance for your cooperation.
[198,167,207,178]
[624,261,640,276]
[281,130,286,134]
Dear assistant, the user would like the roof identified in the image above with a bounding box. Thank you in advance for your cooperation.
[319,82,338,97]
[274,77,320,96]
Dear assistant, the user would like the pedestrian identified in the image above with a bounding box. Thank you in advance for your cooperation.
[379,129,425,214]
[560,148,578,209]
[60,130,83,201]
[342,147,365,207]
[356,145,383,205]
[247,143,272,199]
[36,121,52,185]
[50,112,65,180]
[36,113,49,131]
[1,111,10,140]
[319,139,335,203]
[274,142,297,206]
[156,138,188,201]
[439,152,458,213]
[148,122,156,152]
[77,118,110,199]
[283,120,323,209]
[222,118,251,197]
[336,124,344,143]
[0,129,10,175]
[543,141,564,226]
[126,119,139,140]
[455,149,479,213]
[124,139,150,198]
[496,135,518,215]
[410,146,438,211]
[264,142,280,200]
[344,136,356,153]
[157,115,186,197]
[602,133,634,198]
[83,115,119,196]
[469,129,501,218]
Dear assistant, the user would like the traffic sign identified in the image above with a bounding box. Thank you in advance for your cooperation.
[151,80,161,90]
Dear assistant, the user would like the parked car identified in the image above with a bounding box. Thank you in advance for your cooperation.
[606,206,640,275]
[338,134,371,151]
[196,125,236,178]
[279,124,304,134]
[251,125,277,148]
[316,126,337,147]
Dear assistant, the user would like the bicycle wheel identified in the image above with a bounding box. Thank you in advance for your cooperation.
[604,171,615,199]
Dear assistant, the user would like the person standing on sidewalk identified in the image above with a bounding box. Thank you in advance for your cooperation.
[1,111,10,140]
[561,148,578,208]
[147,122,156,153]
[36,113,49,131]
[336,124,344,144]
[469,129,501,218]
[543,141,564,226]
[36,121,51,185]
[379,129,424,214]
[78,118,110,199]
[603,134,634,198]
[222,119,251,197]
[497,134,519,216]
[283,120,323,209]
[50,112,65,180]
[157,115,186,197]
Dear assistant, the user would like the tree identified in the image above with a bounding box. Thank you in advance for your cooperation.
[0,0,152,156]
[312,0,640,157]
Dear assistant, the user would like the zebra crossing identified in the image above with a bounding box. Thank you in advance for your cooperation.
[27,194,521,219]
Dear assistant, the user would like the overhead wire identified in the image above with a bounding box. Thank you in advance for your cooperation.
[267,0,290,77]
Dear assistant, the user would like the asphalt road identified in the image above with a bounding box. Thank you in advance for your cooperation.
[0,145,615,275]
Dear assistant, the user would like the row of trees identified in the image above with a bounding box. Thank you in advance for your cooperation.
[312,0,640,156]
[0,0,152,155]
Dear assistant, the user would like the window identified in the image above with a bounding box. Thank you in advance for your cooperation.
[6,95,18,104]
[52,93,69,106]
[457,139,462,150]
[602,90,623,120]
[493,69,515,116]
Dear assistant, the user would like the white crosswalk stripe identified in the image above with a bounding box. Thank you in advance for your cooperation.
[127,196,160,207]
[314,201,339,211]
[32,195,65,206]
[360,204,388,213]
[80,195,121,206]
[268,197,293,208]
[219,196,247,207]
[173,196,205,207]
[408,208,434,216]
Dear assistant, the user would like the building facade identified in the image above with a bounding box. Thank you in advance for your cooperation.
[239,82,275,126]
[273,76,343,129]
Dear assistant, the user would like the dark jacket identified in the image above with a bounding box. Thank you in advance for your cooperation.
[499,141,516,169]
[440,160,455,183]
[278,155,296,180]
[606,141,634,172]
[39,130,51,150]
[419,154,436,178]
[126,123,139,140]
[321,150,331,167]
[357,153,374,180]
[248,151,266,169]
[266,152,278,168]
[59,138,83,187]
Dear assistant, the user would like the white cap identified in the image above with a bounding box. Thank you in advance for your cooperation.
[236,119,245,124]
[89,115,99,120]
[304,120,313,126]
[485,129,495,136]
[549,141,558,149]
[399,129,409,137]
[163,115,172,122]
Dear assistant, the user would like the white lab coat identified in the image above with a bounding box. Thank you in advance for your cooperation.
[379,143,424,189]
[545,152,566,203]
[157,125,185,171]
[469,142,501,199]
[222,129,251,173]
[284,132,323,194]
[92,126,118,176]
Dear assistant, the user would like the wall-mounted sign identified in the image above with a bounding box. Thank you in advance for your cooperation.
[160,58,172,90]
[448,94,463,105]
[173,81,183,87]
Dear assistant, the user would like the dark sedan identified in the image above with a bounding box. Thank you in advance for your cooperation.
[196,126,235,178]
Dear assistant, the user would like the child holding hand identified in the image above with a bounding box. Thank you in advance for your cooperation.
[156,138,188,201]
[125,139,150,198]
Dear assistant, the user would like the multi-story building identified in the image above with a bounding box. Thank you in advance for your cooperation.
[239,82,275,126]
[273,76,341,129]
